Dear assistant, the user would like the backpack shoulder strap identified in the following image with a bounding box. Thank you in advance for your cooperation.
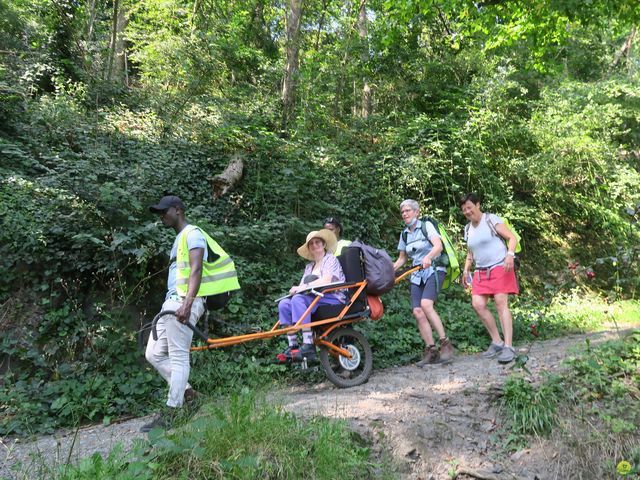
[420,216,438,239]
[485,213,498,236]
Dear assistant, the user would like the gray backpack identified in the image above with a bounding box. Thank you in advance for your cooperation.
[350,240,396,295]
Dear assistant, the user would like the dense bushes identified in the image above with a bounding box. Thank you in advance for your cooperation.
[1,69,639,433]
[1,0,640,435]
[0,301,162,434]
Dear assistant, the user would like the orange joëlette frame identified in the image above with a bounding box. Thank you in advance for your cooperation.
[189,266,422,359]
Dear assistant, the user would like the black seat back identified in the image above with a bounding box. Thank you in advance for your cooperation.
[339,246,365,283]
[310,246,367,321]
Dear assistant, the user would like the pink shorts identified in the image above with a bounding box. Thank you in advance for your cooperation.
[472,265,519,296]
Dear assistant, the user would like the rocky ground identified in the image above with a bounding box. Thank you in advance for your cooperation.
[0,327,633,479]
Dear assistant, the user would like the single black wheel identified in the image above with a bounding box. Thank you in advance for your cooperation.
[318,327,373,388]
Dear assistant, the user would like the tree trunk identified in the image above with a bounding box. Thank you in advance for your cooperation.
[282,0,303,129]
[251,0,264,47]
[106,0,119,81]
[114,5,128,84]
[210,154,245,199]
[363,83,371,118]
[86,0,97,41]
[358,0,372,118]
[314,0,328,50]
[334,69,344,117]
[191,0,201,33]
[612,25,637,69]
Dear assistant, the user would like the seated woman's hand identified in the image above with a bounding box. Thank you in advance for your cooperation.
[289,285,300,295]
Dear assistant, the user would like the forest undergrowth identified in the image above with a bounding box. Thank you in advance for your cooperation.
[1,0,640,476]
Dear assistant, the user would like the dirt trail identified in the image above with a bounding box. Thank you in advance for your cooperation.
[0,328,632,480]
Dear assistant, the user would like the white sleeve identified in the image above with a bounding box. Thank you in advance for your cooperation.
[186,229,207,250]
[487,213,503,225]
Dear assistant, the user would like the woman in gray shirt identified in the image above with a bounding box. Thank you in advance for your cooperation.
[393,199,454,366]
[460,193,519,364]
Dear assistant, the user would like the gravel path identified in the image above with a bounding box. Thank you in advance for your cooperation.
[1,415,153,479]
[1,327,634,480]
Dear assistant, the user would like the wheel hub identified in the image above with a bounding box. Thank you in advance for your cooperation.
[338,344,361,370]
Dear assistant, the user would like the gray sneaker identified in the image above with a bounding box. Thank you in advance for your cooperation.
[497,346,516,364]
[481,342,504,358]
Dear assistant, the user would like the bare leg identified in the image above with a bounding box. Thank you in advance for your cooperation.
[471,294,503,344]
[412,307,435,345]
[493,293,513,347]
[420,299,446,340]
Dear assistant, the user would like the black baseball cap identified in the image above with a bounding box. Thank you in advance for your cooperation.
[149,195,186,213]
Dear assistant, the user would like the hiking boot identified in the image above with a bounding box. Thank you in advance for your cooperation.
[291,343,317,363]
[184,388,199,403]
[416,345,440,367]
[497,345,516,364]
[276,345,299,363]
[481,342,504,358]
[184,388,204,410]
[439,338,454,364]
[140,412,171,433]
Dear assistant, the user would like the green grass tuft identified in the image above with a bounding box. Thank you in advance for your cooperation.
[53,392,396,480]
[501,376,560,437]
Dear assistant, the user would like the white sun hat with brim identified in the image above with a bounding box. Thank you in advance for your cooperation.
[297,229,338,261]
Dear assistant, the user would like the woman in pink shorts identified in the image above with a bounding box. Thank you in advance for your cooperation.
[460,193,519,364]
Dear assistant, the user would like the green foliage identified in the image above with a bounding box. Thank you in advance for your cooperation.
[0,301,162,435]
[53,393,394,480]
[501,375,560,437]
[512,290,629,341]
[1,0,640,439]
[498,329,640,462]
[564,331,640,434]
[53,443,152,480]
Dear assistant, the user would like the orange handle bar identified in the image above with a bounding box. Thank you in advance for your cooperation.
[394,266,421,284]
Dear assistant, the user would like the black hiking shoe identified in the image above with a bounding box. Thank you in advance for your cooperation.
[184,388,205,411]
[291,343,317,363]
[140,412,170,433]
[276,345,299,363]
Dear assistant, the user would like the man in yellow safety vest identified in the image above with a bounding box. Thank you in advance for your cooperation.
[142,195,240,432]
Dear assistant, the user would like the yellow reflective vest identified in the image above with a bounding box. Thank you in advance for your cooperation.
[334,239,352,256]
[175,225,241,297]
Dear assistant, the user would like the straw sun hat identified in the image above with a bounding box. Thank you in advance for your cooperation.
[297,229,337,261]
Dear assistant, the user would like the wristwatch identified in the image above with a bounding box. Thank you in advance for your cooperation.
[506,251,516,257]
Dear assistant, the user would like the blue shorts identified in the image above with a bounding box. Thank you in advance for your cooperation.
[410,271,446,308]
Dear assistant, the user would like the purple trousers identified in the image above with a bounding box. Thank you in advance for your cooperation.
[278,293,344,326]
